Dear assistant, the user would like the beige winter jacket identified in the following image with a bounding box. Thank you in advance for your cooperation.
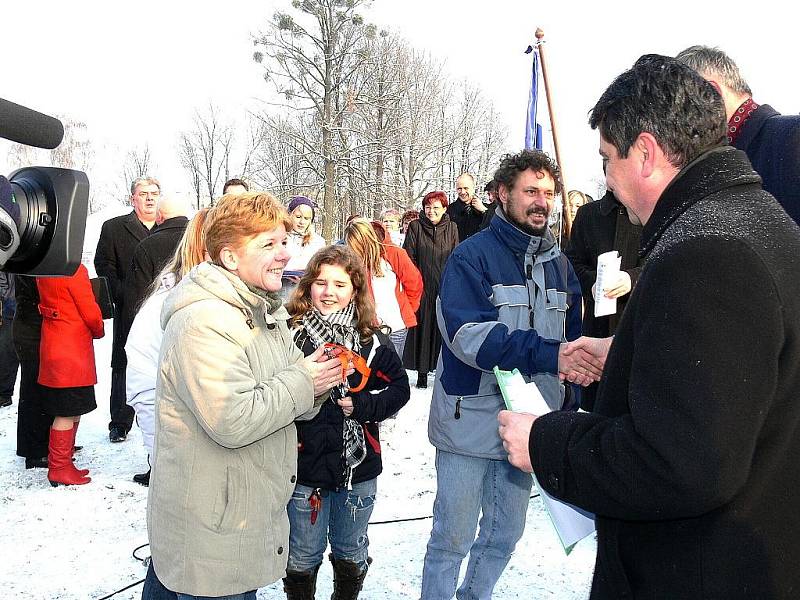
[146,262,315,596]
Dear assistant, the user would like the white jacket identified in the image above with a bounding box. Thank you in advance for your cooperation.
[125,289,168,456]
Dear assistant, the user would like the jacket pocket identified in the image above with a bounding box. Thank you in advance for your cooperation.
[491,284,530,331]
[214,466,243,532]
[38,304,60,319]
[545,289,568,341]
[432,391,506,458]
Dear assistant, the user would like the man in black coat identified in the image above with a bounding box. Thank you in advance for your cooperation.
[500,55,800,599]
[677,45,800,226]
[94,176,159,442]
[564,190,643,410]
[122,194,189,337]
[446,173,488,242]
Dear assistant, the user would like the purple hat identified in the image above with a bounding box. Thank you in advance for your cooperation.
[288,196,315,220]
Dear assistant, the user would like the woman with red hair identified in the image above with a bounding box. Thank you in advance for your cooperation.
[402,191,459,389]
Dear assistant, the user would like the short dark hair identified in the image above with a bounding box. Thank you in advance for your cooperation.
[483,180,498,193]
[493,150,562,196]
[589,54,726,168]
[222,178,249,193]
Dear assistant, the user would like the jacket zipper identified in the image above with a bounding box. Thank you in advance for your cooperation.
[454,396,462,419]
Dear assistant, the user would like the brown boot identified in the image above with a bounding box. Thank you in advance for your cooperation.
[329,554,370,600]
[48,428,90,487]
[71,422,89,477]
[283,563,321,600]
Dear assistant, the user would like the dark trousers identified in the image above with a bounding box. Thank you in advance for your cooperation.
[110,366,134,431]
[16,357,51,459]
[0,315,19,398]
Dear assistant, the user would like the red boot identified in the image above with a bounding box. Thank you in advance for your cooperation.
[71,422,89,477]
[48,428,90,487]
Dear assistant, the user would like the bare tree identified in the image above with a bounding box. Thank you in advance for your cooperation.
[178,134,203,209]
[120,144,154,200]
[253,0,373,241]
[178,103,234,207]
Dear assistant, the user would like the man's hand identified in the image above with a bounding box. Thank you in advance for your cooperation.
[601,271,632,299]
[470,197,487,213]
[498,410,535,473]
[558,336,611,385]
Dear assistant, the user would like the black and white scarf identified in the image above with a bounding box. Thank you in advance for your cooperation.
[302,303,366,487]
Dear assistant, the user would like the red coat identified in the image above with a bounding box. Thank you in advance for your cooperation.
[382,243,423,327]
[36,264,105,388]
[367,220,423,328]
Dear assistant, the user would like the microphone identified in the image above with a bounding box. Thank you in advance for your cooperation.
[0,98,64,149]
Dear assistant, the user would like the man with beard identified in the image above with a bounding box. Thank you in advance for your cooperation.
[420,149,601,600]
[95,176,159,443]
[500,55,800,598]
[446,172,488,242]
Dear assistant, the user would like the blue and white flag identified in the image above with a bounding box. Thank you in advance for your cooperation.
[525,47,543,151]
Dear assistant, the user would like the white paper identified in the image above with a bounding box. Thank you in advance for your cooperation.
[495,368,596,554]
[501,371,551,415]
[594,250,622,317]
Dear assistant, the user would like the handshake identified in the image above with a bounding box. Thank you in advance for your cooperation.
[557,336,613,386]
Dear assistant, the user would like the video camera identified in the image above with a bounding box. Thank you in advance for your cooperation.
[0,98,89,276]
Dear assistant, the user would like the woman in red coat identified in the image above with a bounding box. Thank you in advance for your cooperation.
[36,263,105,486]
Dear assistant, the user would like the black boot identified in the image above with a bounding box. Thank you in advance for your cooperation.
[329,554,370,600]
[415,372,428,389]
[25,456,48,469]
[283,563,320,600]
[133,469,151,486]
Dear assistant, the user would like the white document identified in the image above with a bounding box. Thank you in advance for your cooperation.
[494,367,596,554]
[594,250,622,317]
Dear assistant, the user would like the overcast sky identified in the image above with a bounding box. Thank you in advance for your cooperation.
[2,0,796,201]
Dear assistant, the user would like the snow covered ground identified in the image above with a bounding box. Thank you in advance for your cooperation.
[0,212,596,598]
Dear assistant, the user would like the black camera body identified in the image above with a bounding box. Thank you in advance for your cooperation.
[1,167,88,275]
[0,98,89,276]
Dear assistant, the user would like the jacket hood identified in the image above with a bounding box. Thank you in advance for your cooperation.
[160,261,288,329]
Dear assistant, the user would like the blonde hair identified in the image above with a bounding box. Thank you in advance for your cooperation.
[204,192,291,265]
[344,218,384,277]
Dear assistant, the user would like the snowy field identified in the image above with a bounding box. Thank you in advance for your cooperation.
[0,210,596,598]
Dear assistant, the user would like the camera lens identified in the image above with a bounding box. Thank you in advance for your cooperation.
[0,223,12,249]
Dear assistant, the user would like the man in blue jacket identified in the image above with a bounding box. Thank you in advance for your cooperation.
[420,149,601,600]
[676,45,800,226]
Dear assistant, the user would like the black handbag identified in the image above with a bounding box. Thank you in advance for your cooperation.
[90,276,115,319]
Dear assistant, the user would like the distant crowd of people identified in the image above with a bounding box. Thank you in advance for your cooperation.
[2,44,799,600]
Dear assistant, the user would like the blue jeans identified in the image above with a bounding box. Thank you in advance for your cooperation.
[420,449,533,600]
[141,562,256,600]
[287,479,377,573]
[388,328,408,364]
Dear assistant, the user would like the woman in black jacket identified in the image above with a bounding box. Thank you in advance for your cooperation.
[402,191,459,389]
[12,275,52,468]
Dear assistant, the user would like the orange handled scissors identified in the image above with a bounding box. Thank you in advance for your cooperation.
[323,343,371,393]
